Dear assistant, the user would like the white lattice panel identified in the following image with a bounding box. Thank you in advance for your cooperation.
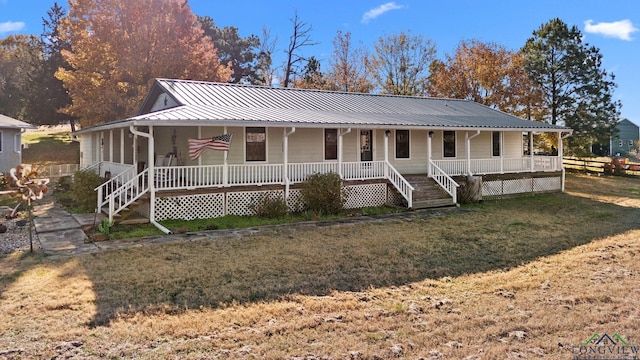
[503,179,532,194]
[533,177,561,191]
[386,185,405,206]
[227,190,284,216]
[482,181,504,197]
[287,189,305,212]
[155,193,225,220]
[344,183,387,209]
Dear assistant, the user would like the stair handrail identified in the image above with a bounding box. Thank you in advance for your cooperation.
[106,169,149,223]
[384,161,414,208]
[429,159,459,204]
[94,164,137,211]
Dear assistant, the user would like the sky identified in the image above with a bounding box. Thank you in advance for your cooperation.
[1,0,639,124]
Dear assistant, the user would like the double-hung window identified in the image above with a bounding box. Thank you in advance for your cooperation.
[246,127,266,161]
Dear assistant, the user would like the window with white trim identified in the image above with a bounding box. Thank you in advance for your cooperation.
[324,129,337,160]
[443,131,456,158]
[395,130,410,158]
[492,131,501,157]
[246,127,266,161]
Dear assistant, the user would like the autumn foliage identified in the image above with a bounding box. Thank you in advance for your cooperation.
[56,0,231,127]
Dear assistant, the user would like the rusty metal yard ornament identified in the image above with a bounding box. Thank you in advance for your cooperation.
[9,165,50,253]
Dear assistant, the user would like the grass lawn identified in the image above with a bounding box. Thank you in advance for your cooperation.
[1,173,639,359]
[22,125,79,165]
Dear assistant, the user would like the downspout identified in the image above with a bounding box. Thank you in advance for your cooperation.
[465,130,480,175]
[129,125,171,234]
[338,128,351,177]
[560,131,572,192]
[283,127,296,198]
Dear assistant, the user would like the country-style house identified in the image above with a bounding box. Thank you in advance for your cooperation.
[74,78,572,233]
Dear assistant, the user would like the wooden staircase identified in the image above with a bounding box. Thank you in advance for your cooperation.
[403,174,456,209]
[102,196,150,225]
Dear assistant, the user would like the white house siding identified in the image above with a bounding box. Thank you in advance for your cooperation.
[503,132,524,158]
[78,133,93,168]
[287,128,324,163]
[0,128,22,173]
[390,129,429,174]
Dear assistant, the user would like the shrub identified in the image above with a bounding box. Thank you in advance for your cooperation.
[300,172,346,215]
[72,170,105,213]
[248,192,289,218]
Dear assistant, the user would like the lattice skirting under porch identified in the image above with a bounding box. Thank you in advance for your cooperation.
[145,183,394,221]
[482,176,561,198]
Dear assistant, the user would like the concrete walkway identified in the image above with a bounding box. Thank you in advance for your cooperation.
[33,200,463,257]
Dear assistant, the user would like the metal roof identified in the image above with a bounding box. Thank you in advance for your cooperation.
[0,114,35,129]
[79,78,572,133]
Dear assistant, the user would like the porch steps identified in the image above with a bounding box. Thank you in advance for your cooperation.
[403,174,456,209]
[101,197,150,225]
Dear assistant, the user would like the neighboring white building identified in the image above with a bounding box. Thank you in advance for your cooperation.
[0,114,35,174]
[74,79,572,233]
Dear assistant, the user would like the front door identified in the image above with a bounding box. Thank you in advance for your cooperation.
[360,130,373,161]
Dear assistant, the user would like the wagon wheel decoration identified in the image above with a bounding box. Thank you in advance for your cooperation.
[7,165,50,253]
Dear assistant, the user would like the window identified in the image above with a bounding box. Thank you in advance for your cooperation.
[443,131,456,157]
[324,129,337,160]
[492,131,501,157]
[395,130,410,158]
[246,127,266,161]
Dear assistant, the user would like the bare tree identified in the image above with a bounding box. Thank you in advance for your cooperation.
[282,11,318,88]
[257,25,277,86]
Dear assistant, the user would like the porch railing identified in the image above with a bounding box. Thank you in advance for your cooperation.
[434,156,561,176]
[385,162,414,208]
[95,163,137,211]
[106,170,149,223]
[429,160,459,204]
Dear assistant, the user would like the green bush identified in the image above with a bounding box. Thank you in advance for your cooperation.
[248,192,289,218]
[72,170,105,213]
[300,172,346,215]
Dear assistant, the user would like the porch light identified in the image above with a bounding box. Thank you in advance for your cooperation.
[428,131,434,138]
[385,130,391,137]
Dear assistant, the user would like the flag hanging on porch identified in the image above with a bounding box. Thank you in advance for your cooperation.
[188,133,232,159]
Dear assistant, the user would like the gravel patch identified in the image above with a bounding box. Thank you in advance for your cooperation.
[0,208,41,254]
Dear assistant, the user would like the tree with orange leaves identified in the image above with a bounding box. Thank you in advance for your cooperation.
[56,0,231,127]
[427,40,544,121]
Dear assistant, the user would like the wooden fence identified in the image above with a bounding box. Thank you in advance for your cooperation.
[563,157,640,176]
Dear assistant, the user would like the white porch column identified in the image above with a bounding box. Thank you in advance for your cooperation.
[120,128,125,164]
[223,126,228,187]
[466,130,480,175]
[283,127,296,198]
[197,126,202,166]
[109,130,113,162]
[148,126,156,222]
[427,131,433,177]
[557,132,563,171]
[384,130,390,178]
[500,131,504,174]
[338,128,351,178]
[529,131,534,172]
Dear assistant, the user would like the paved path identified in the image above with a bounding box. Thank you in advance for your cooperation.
[33,201,463,257]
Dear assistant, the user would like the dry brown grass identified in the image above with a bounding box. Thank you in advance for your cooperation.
[1,173,639,359]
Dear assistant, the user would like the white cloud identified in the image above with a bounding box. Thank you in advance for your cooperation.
[361,2,404,24]
[584,19,638,41]
[0,21,25,33]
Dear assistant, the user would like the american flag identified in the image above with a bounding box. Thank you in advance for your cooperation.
[188,133,232,159]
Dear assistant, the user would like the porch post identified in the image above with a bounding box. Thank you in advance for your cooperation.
[427,131,433,177]
[283,127,296,198]
[197,126,202,167]
[338,128,351,178]
[500,131,504,174]
[557,131,563,171]
[120,128,125,164]
[466,130,480,175]
[223,126,228,187]
[132,133,138,172]
[148,126,156,223]
[529,131,534,172]
[109,130,113,162]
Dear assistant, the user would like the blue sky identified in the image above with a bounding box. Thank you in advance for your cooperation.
[1,0,639,123]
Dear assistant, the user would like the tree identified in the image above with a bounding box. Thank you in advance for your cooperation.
[256,26,277,86]
[366,31,436,95]
[198,16,261,84]
[0,35,43,121]
[56,0,231,127]
[427,40,542,120]
[23,3,76,129]
[282,11,318,88]
[293,56,328,90]
[522,18,621,151]
[327,30,373,93]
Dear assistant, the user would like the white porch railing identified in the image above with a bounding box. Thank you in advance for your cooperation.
[429,160,459,204]
[95,163,137,211]
[385,162,414,208]
[107,170,149,223]
[434,156,561,176]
